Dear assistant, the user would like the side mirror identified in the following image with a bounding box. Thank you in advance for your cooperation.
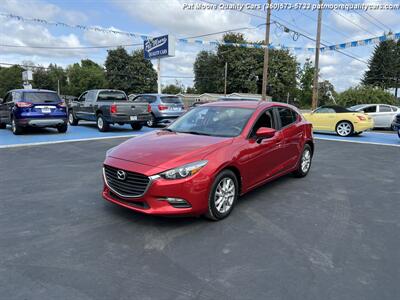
[256,127,276,139]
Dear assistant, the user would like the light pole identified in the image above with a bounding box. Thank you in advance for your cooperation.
[312,0,323,110]
[261,0,272,101]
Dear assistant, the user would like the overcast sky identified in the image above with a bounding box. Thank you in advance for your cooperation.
[0,0,399,92]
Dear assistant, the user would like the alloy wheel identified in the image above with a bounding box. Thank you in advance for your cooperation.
[301,149,311,173]
[337,122,352,136]
[214,178,236,214]
[68,112,74,124]
[97,116,104,129]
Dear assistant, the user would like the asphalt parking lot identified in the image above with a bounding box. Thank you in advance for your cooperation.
[0,138,399,300]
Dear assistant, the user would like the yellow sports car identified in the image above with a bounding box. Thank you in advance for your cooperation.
[303,105,374,137]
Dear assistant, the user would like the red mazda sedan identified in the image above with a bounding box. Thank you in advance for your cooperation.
[102,101,314,220]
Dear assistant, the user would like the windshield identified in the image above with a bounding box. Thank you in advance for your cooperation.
[98,91,127,101]
[161,96,182,104]
[23,92,61,103]
[168,106,254,137]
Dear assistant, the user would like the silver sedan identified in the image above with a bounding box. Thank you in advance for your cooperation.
[349,104,400,129]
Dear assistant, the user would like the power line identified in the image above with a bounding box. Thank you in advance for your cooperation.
[346,0,392,32]
[217,0,368,64]
[331,10,376,36]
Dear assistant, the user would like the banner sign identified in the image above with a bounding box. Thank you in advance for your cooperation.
[144,35,175,59]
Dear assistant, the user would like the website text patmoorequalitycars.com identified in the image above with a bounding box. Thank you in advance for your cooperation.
[182,2,400,11]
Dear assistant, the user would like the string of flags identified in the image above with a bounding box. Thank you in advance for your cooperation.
[0,12,399,53]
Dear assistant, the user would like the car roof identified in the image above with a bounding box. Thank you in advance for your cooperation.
[9,89,57,93]
[203,101,292,110]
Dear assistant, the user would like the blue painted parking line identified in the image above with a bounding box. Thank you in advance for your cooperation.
[0,123,155,148]
[314,131,400,147]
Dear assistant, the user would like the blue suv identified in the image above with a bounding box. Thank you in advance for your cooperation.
[0,89,68,135]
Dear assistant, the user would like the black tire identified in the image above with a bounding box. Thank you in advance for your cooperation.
[146,114,156,127]
[205,170,239,221]
[131,123,143,130]
[57,124,68,133]
[96,114,109,132]
[293,144,313,178]
[68,110,79,126]
[11,117,23,135]
[335,121,353,137]
[0,122,6,129]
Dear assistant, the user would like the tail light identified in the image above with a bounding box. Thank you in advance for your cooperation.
[158,105,168,111]
[15,102,33,108]
[147,104,152,113]
[110,104,117,114]
[356,115,366,121]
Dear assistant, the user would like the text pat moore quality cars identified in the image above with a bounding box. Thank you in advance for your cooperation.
[102,101,314,220]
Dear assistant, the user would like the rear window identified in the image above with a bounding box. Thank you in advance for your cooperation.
[23,92,60,103]
[98,91,127,101]
[160,96,182,104]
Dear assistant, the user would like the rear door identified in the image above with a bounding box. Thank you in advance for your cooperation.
[275,107,303,170]
[377,105,396,128]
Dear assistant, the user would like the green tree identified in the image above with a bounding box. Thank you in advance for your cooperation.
[0,65,24,97]
[65,59,106,96]
[193,50,221,93]
[298,58,315,107]
[162,80,184,94]
[186,86,197,94]
[363,39,400,97]
[105,48,157,94]
[318,80,337,106]
[193,33,298,100]
[337,85,396,107]
[32,64,67,93]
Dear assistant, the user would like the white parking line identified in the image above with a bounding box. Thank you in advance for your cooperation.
[315,136,400,147]
[0,135,137,149]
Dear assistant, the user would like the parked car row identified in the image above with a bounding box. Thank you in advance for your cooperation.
[0,88,187,135]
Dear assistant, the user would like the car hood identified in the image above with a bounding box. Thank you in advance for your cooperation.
[108,130,232,170]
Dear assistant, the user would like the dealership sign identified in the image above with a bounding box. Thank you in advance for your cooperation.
[144,35,175,60]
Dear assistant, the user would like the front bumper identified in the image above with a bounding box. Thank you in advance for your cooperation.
[16,118,67,127]
[102,159,212,216]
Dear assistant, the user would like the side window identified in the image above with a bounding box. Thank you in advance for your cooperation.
[250,109,276,137]
[314,107,335,114]
[3,93,12,103]
[379,105,391,113]
[278,107,297,128]
[78,92,87,102]
[86,91,96,102]
[13,92,22,102]
[363,105,376,113]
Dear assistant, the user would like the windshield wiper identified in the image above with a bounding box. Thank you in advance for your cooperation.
[162,128,174,132]
[180,131,213,136]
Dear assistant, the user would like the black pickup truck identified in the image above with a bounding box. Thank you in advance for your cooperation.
[68,89,150,131]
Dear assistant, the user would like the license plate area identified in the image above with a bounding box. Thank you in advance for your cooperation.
[130,116,138,121]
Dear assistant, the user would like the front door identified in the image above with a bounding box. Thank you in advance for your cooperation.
[238,109,283,189]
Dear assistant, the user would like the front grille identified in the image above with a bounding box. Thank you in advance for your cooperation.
[104,165,150,197]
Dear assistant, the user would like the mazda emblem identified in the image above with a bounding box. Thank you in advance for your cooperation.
[117,170,126,180]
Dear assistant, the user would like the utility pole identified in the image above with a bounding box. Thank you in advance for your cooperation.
[157,58,161,94]
[261,0,272,101]
[224,62,228,96]
[312,0,323,110]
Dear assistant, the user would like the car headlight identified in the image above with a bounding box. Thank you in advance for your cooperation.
[160,160,208,180]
